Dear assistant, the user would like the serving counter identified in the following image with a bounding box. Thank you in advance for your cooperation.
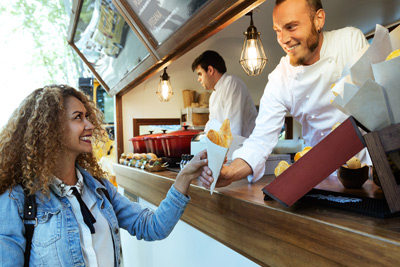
[113,164,400,266]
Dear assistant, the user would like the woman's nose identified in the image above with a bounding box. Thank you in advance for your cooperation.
[84,120,94,130]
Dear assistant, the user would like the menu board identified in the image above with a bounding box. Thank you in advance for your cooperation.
[128,0,209,45]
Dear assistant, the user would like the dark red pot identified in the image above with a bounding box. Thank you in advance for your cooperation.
[159,126,201,158]
[143,132,166,157]
[129,135,148,153]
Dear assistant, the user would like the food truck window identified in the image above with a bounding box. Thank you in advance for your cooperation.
[71,0,152,90]
[125,0,209,46]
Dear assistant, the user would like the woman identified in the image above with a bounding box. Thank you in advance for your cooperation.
[0,84,208,266]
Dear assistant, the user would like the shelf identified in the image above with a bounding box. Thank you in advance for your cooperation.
[181,107,209,127]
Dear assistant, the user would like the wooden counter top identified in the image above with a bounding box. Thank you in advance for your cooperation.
[114,164,400,266]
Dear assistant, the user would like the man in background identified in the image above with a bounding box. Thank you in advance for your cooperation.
[192,50,258,138]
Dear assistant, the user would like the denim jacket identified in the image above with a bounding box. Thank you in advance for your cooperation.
[0,165,190,266]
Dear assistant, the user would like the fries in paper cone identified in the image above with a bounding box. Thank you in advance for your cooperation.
[206,119,233,195]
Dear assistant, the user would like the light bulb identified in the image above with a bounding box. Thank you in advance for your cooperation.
[246,39,259,71]
[161,81,169,100]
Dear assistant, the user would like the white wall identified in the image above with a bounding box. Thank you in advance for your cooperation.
[119,187,260,267]
[121,0,400,153]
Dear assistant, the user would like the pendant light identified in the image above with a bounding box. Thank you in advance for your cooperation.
[239,11,267,76]
[156,67,173,102]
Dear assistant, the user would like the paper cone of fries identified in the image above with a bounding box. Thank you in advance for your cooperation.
[206,119,233,195]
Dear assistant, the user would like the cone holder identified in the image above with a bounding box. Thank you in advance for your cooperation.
[262,116,366,207]
[364,123,400,213]
[263,116,400,215]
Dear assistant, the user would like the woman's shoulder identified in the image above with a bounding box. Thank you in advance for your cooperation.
[0,185,25,213]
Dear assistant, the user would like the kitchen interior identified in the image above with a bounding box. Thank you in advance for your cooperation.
[68,0,400,266]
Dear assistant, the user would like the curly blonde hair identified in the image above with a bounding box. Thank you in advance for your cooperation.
[0,84,108,196]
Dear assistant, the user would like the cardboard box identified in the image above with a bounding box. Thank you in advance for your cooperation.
[181,107,209,126]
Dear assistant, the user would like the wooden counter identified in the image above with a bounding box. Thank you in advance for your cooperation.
[114,164,400,266]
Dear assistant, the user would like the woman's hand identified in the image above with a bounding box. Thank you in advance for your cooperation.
[174,149,209,195]
[198,158,252,189]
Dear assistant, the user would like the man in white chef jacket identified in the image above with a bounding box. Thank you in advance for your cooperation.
[199,0,370,188]
[192,50,258,138]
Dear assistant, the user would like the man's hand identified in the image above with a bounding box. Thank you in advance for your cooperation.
[199,158,252,189]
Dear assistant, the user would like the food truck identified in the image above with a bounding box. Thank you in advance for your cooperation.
[67,0,400,266]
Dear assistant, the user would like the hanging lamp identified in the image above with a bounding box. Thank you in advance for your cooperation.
[239,11,267,76]
[156,67,173,102]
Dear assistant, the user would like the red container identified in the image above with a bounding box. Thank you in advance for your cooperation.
[129,135,148,153]
[159,126,201,158]
[143,132,166,157]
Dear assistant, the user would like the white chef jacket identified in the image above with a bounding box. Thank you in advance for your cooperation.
[233,27,369,182]
[205,73,258,138]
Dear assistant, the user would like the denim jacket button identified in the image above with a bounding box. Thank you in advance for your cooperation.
[101,204,104,209]
[114,228,119,234]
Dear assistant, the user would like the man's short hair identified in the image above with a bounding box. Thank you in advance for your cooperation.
[275,0,323,18]
[191,50,227,74]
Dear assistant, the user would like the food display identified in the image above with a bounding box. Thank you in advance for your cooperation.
[145,157,168,172]
[121,152,134,165]
[119,153,127,164]
[119,152,168,171]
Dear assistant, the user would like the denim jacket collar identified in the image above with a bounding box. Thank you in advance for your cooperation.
[75,164,107,198]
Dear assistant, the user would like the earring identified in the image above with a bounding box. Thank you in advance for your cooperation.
[318,27,321,33]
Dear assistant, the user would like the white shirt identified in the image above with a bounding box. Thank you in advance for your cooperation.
[205,73,258,138]
[233,27,369,182]
[51,170,114,267]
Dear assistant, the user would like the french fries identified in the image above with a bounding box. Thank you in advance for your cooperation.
[207,129,221,145]
[206,119,233,148]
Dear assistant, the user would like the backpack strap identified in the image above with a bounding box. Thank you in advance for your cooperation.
[21,179,109,267]
[22,186,37,267]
